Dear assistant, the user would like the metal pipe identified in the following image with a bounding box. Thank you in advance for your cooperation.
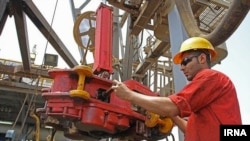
[30,110,40,141]
[175,0,250,46]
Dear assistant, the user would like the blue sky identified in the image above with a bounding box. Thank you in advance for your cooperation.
[0,0,249,126]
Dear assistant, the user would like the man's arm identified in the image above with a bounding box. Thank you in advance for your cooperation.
[171,116,187,133]
[112,80,180,117]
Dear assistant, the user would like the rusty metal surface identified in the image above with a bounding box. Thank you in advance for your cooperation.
[0,0,8,35]
[12,0,31,70]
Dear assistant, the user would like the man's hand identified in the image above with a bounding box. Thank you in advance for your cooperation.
[111,80,134,101]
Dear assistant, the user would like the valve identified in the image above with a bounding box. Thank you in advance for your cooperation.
[145,111,174,134]
[70,65,93,99]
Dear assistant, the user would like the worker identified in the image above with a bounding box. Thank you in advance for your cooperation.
[111,37,242,141]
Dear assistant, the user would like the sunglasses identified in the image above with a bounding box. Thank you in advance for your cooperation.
[181,55,199,66]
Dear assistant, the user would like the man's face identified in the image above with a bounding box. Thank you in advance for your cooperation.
[180,52,202,81]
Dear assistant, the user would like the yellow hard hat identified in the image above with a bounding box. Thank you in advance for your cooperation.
[173,37,217,64]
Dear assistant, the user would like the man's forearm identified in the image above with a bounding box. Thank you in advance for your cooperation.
[171,116,187,133]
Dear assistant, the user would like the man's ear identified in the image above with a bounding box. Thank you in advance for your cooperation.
[199,53,207,64]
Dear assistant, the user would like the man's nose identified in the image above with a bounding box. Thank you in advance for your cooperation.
[180,65,185,71]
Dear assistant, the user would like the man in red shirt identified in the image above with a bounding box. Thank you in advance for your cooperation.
[111,37,242,141]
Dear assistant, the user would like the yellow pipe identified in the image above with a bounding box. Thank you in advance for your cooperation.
[30,111,40,141]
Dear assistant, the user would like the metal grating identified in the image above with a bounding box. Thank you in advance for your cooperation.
[199,2,228,32]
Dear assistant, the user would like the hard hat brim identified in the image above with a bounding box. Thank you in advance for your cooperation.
[173,52,182,64]
[173,49,217,64]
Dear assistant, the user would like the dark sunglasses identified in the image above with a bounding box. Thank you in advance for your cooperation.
[181,55,199,66]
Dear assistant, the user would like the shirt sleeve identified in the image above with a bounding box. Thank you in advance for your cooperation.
[169,69,228,117]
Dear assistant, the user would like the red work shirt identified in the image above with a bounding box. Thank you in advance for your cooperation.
[169,69,242,141]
